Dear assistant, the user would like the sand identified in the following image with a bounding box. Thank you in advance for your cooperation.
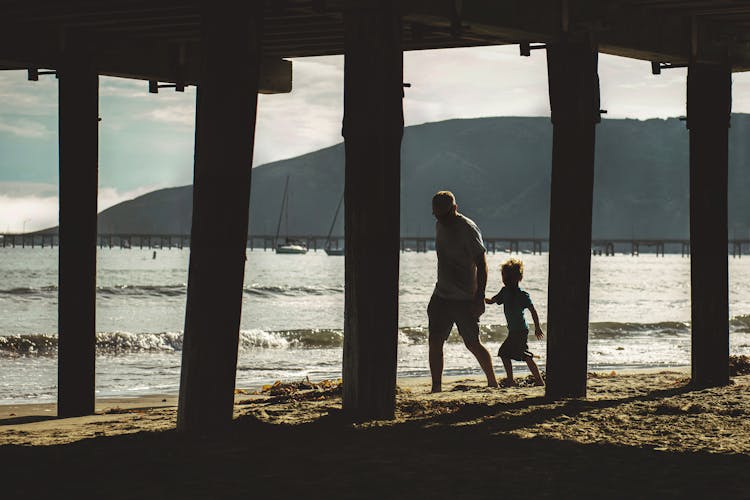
[1,369,749,498]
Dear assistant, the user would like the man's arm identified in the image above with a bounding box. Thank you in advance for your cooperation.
[473,252,487,318]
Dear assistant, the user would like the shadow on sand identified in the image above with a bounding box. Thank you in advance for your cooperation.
[0,415,58,426]
[1,381,748,498]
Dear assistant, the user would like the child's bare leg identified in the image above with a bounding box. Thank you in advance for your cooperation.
[524,355,544,386]
[501,356,514,385]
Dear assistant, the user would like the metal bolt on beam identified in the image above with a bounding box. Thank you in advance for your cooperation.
[520,42,546,57]
[148,80,186,94]
[651,62,688,75]
[27,68,56,81]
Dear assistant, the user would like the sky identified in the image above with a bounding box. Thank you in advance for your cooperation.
[2,44,750,232]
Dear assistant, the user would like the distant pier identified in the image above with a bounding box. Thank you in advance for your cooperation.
[1,233,747,257]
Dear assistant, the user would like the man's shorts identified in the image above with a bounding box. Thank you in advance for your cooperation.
[428,294,480,344]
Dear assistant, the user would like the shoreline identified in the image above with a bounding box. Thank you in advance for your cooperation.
[0,366,693,421]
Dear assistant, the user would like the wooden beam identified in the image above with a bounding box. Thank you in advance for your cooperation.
[0,28,291,94]
[4,0,750,67]
[342,0,403,420]
[57,37,99,418]
[544,37,600,400]
[177,0,262,432]
[687,62,731,387]
[403,0,750,69]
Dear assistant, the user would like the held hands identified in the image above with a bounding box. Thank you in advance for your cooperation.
[534,327,545,341]
[471,295,486,319]
[484,297,494,304]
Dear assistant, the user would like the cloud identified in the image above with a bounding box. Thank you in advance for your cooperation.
[140,104,196,127]
[253,56,346,164]
[100,77,153,99]
[0,181,57,197]
[98,185,159,211]
[4,48,750,199]
[0,194,58,233]
[0,182,163,233]
[0,118,51,138]
[0,72,58,116]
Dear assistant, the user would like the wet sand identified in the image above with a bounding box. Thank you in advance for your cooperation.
[1,369,749,498]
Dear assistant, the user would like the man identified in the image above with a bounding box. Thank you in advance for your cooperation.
[428,190,498,392]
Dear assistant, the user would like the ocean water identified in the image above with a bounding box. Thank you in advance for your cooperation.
[1,247,750,404]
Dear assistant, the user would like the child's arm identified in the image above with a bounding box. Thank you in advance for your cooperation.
[529,305,544,340]
[485,291,502,304]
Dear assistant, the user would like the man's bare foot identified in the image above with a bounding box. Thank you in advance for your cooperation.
[533,380,545,387]
[500,378,518,388]
[431,385,442,393]
[488,381,499,389]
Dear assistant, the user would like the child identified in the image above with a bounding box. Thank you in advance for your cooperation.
[485,258,545,386]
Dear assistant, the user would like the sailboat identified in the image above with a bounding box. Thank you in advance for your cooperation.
[324,192,344,256]
[275,175,308,254]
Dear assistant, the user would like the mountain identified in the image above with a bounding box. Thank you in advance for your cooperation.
[95,115,750,240]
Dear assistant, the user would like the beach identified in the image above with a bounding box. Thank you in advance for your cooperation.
[2,368,749,498]
[3,251,750,497]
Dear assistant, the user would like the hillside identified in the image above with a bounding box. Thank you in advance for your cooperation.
[96,115,750,239]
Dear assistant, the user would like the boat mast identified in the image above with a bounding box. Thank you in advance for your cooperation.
[275,175,290,247]
[325,192,344,249]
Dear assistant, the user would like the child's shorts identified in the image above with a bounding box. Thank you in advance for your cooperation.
[498,329,534,361]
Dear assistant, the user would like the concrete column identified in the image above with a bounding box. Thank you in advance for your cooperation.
[688,63,731,387]
[177,0,263,432]
[57,41,99,417]
[342,0,403,420]
[544,38,600,400]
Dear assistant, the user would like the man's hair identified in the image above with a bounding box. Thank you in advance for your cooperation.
[501,258,524,283]
[432,191,455,214]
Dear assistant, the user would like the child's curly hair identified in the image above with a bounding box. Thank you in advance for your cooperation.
[501,258,524,283]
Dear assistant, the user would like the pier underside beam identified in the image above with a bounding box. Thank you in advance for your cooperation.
[688,63,731,388]
[178,1,263,432]
[57,41,99,418]
[544,38,600,400]
[342,0,403,420]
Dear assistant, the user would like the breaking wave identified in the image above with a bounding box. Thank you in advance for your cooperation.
[243,284,343,297]
[2,317,746,357]
[0,283,344,299]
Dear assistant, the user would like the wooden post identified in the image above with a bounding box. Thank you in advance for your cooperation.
[177,0,263,432]
[342,0,403,420]
[688,62,731,387]
[544,37,600,400]
[57,40,99,417]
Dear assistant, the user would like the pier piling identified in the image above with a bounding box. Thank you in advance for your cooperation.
[688,63,731,387]
[57,41,99,418]
[544,37,599,400]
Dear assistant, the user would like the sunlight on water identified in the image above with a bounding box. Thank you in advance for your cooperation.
[1,247,749,402]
